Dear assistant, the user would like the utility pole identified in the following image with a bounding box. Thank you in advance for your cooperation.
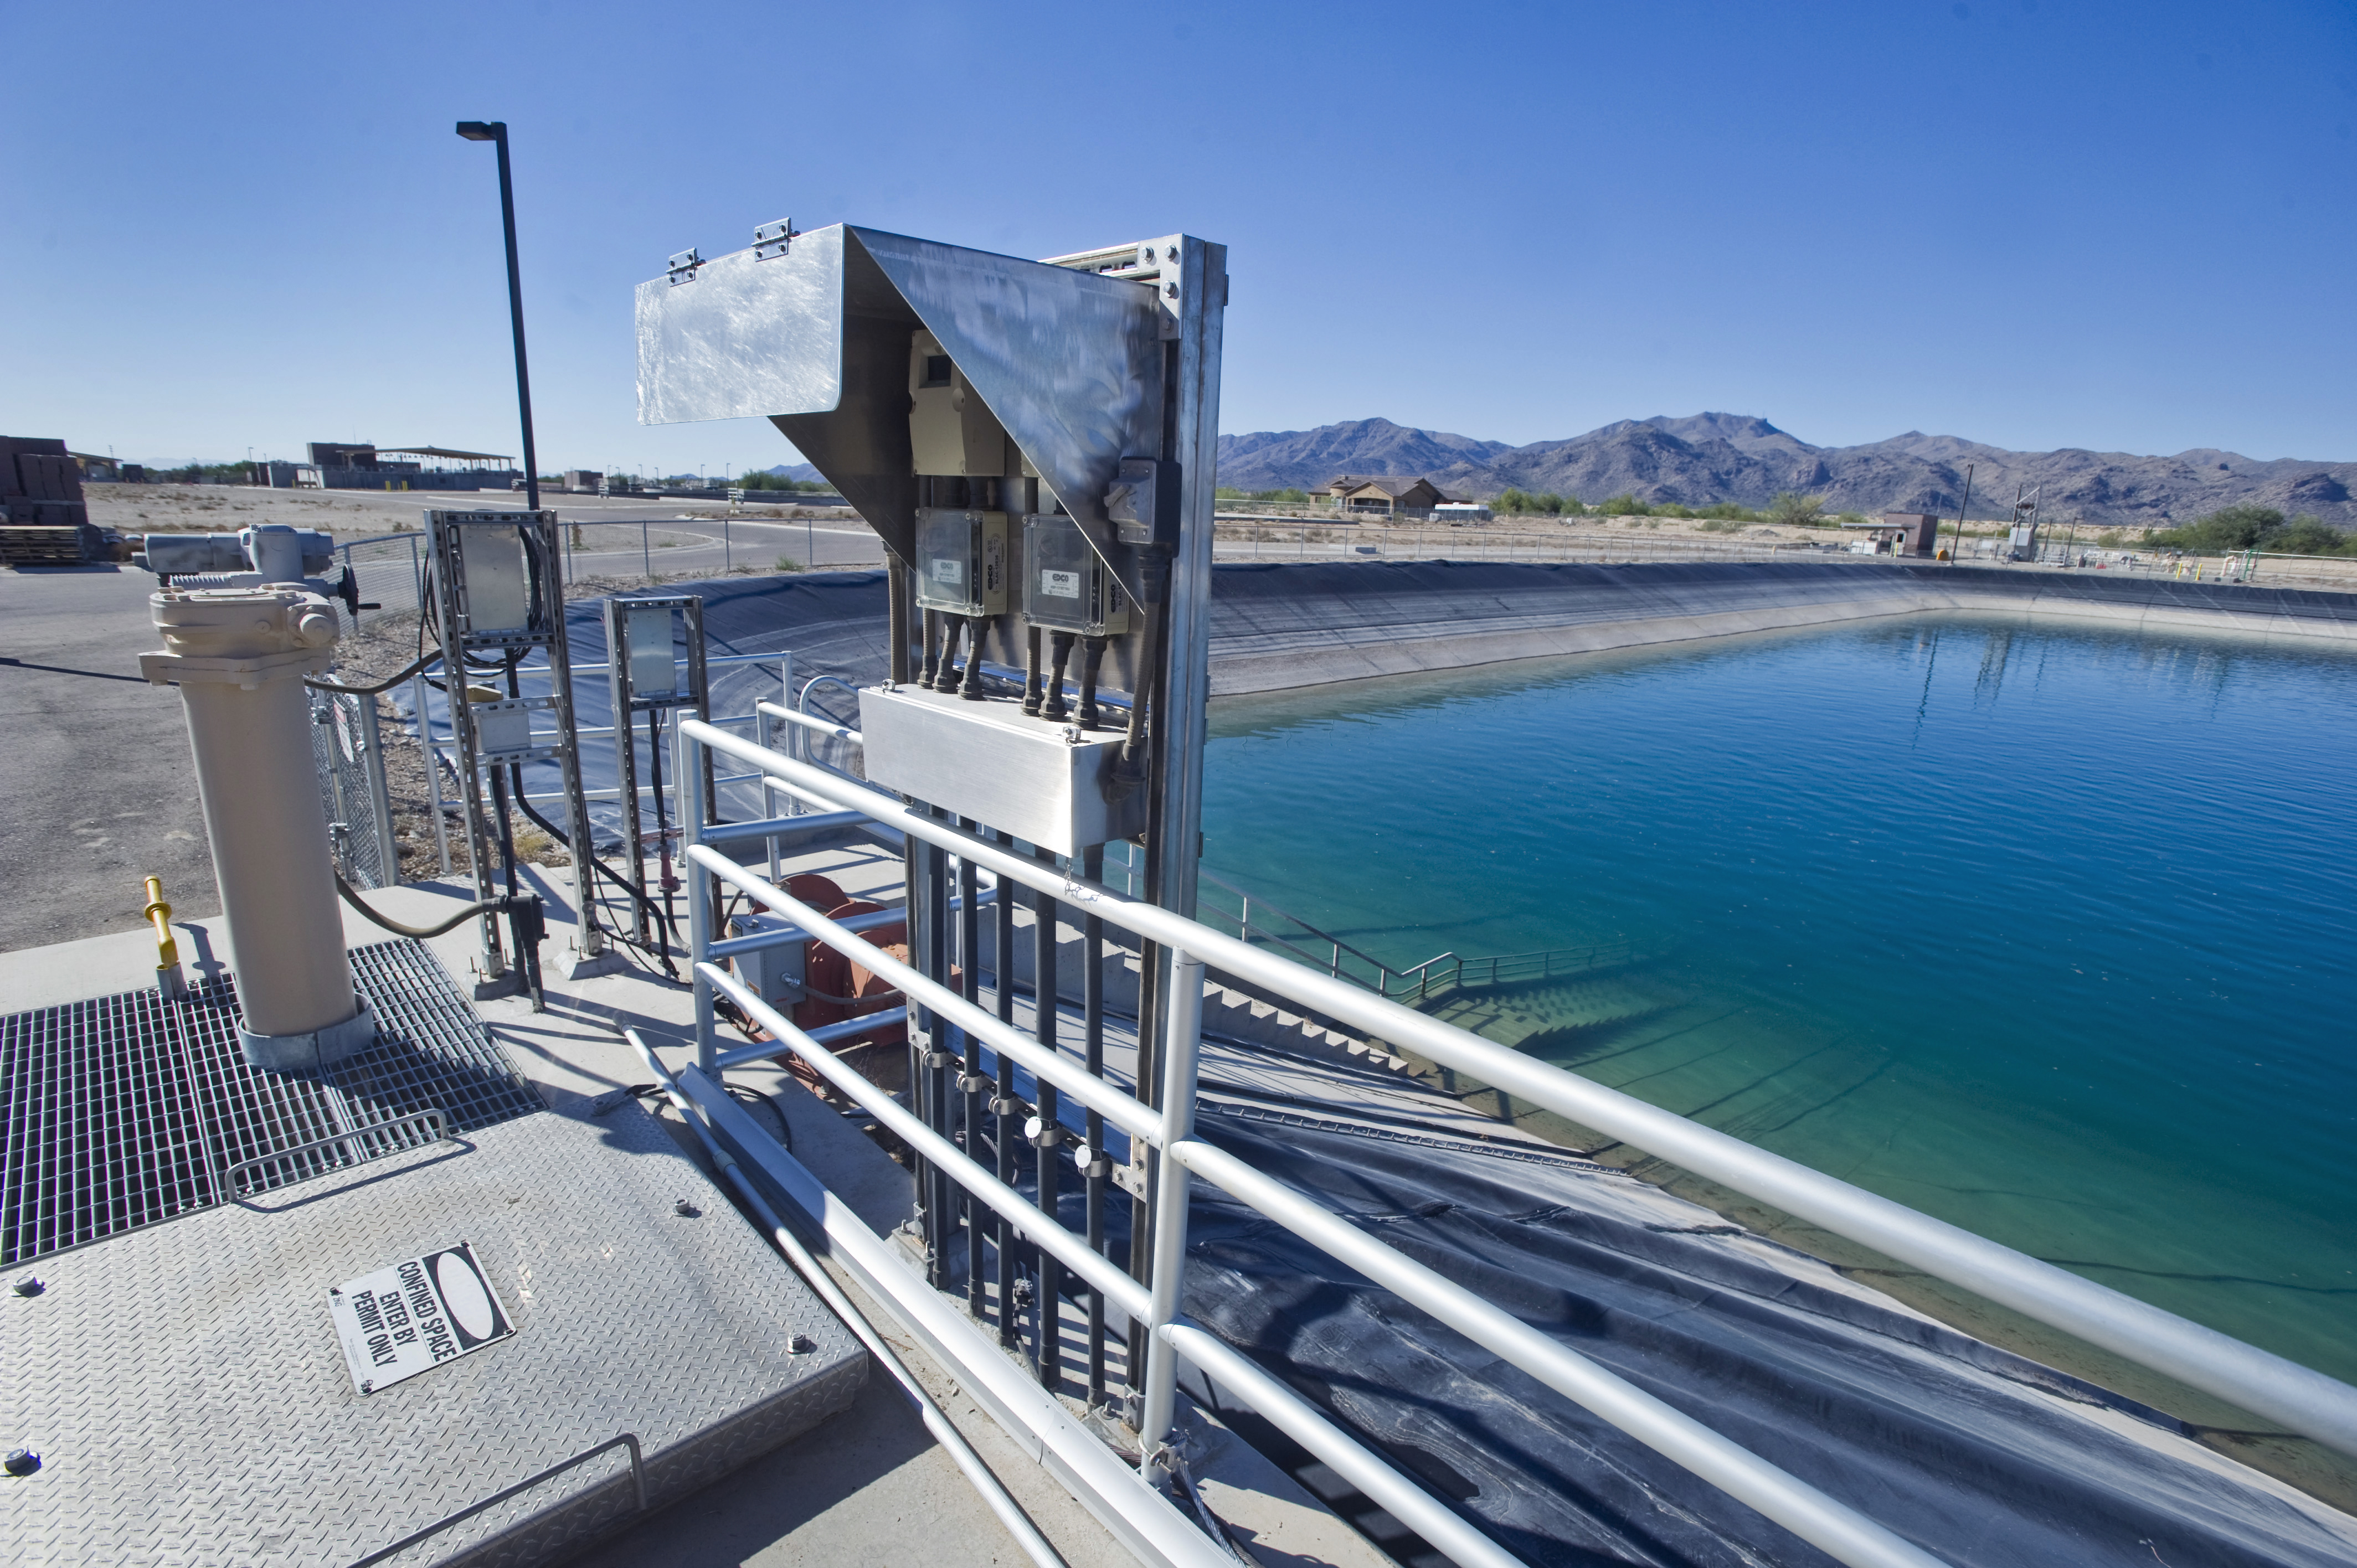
[455,121,541,512]
[1947,463,1974,564]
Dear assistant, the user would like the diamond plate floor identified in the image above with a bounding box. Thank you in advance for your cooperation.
[0,938,544,1264]
[0,1100,867,1568]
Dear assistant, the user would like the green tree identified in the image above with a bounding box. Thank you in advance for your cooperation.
[1497,487,1570,516]
[2148,504,2354,555]
[1598,492,1648,515]
[1765,492,1824,528]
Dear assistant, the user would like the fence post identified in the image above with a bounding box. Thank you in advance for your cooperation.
[1139,948,1205,1456]
[413,667,452,877]
[677,715,715,1071]
[641,520,652,580]
[723,515,732,574]
[359,693,400,885]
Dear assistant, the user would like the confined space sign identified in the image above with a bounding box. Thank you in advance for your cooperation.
[328,1241,514,1394]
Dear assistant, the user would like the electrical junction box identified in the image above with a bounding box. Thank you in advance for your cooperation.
[914,508,1009,617]
[1104,457,1180,550]
[456,526,532,632]
[908,329,1011,477]
[626,604,680,700]
[1022,513,1129,637]
[469,697,559,764]
[729,911,806,1006]
[857,683,1145,855]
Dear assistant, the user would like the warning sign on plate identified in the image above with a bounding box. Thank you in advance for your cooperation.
[329,1241,514,1394]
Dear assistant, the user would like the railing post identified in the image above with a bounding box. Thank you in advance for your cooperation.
[1139,948,1205,1457]
[787,646,806,821]
[677,714,715,1071]
[413,666,452,878]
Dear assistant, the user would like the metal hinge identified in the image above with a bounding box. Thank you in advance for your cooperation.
[752,218,797,261]
[666,248,702,287]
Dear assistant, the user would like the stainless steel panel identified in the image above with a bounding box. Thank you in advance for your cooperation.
[849,228,1164,601]
[856,684,1143,855]
[636,225,847,425]
[634,224,1164,593]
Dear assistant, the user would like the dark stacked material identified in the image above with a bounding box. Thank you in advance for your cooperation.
[0,435,107,563]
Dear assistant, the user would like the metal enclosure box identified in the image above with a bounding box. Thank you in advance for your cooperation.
[729,912,806,1005]
[908,329,1011,477]
[1022,513,1130,636]
[456,527,531,632]
[626,604,678,699]
[914,508,1010,616]
[857,684,1144,855]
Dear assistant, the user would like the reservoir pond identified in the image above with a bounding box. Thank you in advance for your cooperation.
[1201,616,2357,1385]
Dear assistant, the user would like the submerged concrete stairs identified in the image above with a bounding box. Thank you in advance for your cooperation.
[979,906,1413,1074]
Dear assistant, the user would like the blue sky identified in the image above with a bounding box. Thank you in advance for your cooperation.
[4,1,2351,473]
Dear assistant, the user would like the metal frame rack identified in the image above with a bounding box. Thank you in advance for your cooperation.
[425,508,601,977]
[601,594,713,946]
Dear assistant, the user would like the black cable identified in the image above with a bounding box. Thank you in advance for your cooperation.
[647,708,677,936]
[616,1081,791,1152]
[334,873,507,938]
[510,779,680,978]
[304,650,439,695]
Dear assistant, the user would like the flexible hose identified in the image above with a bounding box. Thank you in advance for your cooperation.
[510,775,680,978]
[1041,632,1075,723]
[334,873,506,938]
[303,650,439,695]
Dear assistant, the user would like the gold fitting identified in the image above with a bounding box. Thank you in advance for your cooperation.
[142,875,179,968]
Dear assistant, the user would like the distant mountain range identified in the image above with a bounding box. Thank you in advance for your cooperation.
[1213,415,2357,528]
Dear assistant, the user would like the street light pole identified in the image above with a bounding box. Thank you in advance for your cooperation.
[456,121,539,512]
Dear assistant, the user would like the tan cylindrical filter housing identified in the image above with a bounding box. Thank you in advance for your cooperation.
[142,587,372,1071]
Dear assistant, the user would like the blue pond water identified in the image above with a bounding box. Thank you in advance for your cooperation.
[1200,616,2357,1385]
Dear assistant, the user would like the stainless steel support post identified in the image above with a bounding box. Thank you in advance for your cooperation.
[1081,843,1109,1408]
[677,713,715,1070]
[959,824,986,1321]
[1139,949,1204,1454]
[994,827,1019,1348]
[1033,847,1062,1390]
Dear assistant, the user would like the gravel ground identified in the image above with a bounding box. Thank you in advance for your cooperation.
[328,612,570,884]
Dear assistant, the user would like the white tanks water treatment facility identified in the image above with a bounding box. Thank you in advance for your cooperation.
[3,217,2357,1568]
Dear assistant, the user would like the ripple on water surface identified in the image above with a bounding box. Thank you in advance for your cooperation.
[1202,617,2357,1384]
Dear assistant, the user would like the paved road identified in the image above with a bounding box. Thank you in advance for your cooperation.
[0,565,219,950]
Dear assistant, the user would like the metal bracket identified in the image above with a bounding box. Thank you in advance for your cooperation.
[666,247,702,286]
[753,218,797,261]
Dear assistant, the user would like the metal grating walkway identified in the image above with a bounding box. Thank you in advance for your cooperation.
[0,938,543,1265]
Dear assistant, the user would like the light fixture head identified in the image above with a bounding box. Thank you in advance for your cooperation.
[455,120,502,142]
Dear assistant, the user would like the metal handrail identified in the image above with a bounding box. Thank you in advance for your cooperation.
[756,699,860,745]
[683,835,1937,1568]
[1195,868,1398,988]
[227,1109,451,1194]
[346,1432,647,1568]
[676,716,2357,1472]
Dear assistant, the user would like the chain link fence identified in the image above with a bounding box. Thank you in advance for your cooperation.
[310,685,399,889]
